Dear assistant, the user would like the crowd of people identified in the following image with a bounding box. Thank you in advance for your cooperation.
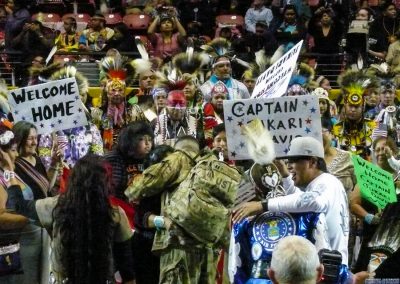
[0,0,400,283]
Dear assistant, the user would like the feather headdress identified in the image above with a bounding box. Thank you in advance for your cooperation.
[337,69,378,106]
[242,49,271,80]
[172,40,209,85]
[200,38,232,64]
[50,66,89,97]
[367,62,400,90]
[289,62,317,89]
[241,118,275,165]
[130,36,153,76]
[29,61,63,83]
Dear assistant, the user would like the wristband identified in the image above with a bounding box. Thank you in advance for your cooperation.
[153,216,165,230]
[3,170,15,182]
[364,213,374,224]
[261,200,268,212]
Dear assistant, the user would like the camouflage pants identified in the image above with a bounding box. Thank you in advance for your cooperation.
[159,247,218,284]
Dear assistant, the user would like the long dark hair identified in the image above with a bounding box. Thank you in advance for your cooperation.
[54,154,114,283]
[13,121,36,155]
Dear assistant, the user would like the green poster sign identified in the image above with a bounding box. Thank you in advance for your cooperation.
[352,155,397,209]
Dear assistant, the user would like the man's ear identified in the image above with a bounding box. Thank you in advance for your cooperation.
[316,264,324,283]
[267,268,279,284]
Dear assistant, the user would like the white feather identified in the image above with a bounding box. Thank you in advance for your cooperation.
[186,39,194,64]
[131,58,152,74]
[242,119,276,165]
[135,36,149,60]
[271,45,285,64]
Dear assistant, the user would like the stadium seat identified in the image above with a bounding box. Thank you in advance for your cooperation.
[62,13,91,24]
[35,0,65,14]
[215,14,244,29]
[105,13,123,26]
[123,14,150,31]
[32,12,61,23]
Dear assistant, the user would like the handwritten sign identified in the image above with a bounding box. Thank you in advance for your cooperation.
[251,40,303,98]
[223,95,322,159]
[8,78,88,135]
[352,155,397,209]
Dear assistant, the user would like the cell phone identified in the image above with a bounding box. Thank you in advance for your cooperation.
[318,249,342,284]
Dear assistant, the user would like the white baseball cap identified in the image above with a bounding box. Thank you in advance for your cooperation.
[286,137,324,159]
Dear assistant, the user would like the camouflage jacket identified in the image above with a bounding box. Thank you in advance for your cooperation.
[124,149,201,251]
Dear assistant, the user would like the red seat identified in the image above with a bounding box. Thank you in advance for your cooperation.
[62,13,91,24]
[105,13,123,26]
[32,13,61,23]
[123,14,150,30]
[215,14,244,28]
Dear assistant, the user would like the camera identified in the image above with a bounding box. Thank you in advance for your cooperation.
[318,249,342,284]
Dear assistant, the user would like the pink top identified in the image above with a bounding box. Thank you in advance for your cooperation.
[150,32,181,60]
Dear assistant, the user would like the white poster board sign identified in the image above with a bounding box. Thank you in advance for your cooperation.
[223,95,322,159]
[8,78,88,135]
[251,40,303,99]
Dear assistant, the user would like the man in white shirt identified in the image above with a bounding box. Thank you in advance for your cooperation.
[233,136,350,265]
[245,0,274,33]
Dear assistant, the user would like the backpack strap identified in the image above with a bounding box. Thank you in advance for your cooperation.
[174,150,198,167]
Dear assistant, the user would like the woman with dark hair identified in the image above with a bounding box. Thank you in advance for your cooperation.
[0,124,28,281]
[104,120,154,211]
[8,121,61,283]
[273,5,306,52]
[6,154,134,283]
[147,12,186,62]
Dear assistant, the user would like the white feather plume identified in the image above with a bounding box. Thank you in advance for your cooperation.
[241,119,275,165]
[271,45,285,64]
[135,36,149,60]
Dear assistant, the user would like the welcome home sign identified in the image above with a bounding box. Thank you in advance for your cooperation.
[8,78,88,135]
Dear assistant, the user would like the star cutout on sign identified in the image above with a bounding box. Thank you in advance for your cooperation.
[14,110,18,115]
[305,127,311,133]
[237,106,243,112]
[40,123,44,128]
[227,116,233,122]
[231,151,236,157]
[302,100,309,106]
[305,117,312,124]
[75,96,80,100]
[58,119,62,124]
[78,108,82,112]
[73,120,78,125]
[239,141,245,148]
[238,121,243,127]
[50,123,55,128]
[310,107,316,113]
[21,116,26,121]
[284,148,290,154]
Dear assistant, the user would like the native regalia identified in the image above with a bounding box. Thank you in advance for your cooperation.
[365,63,400,145]
[286,62,318,96]
[333,70,377,158]
[96,54,146,150]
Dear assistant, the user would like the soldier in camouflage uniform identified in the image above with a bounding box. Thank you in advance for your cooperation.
[125,136,218,284]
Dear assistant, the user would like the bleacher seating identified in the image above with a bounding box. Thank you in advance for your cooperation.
[105,13,123,26]
[123,14,150,33]
[32,12,62,23]
[215,14,245,29]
